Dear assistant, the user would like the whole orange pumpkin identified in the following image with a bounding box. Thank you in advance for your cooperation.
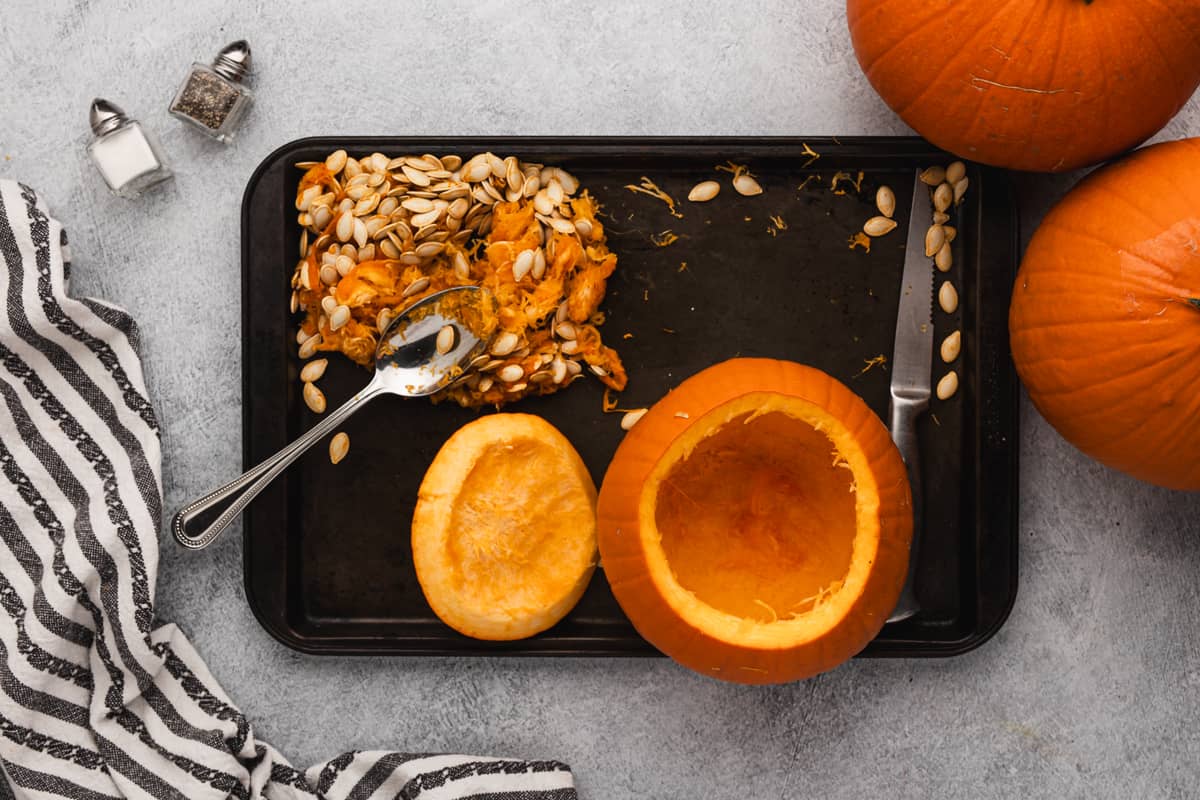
[597,359,912,684]
[1010,138,1200,489]
[847,0,1200,172]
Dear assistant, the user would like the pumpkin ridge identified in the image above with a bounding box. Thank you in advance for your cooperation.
[1037,225,1188,288]
[889,0,1032,118]
[852,0,961,75]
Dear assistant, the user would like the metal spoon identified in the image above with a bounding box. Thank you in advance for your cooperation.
[172,285,498,550]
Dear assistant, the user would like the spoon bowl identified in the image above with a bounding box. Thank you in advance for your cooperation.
[173,285,498,549]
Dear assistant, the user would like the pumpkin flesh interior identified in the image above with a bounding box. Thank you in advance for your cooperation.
[443,437,596,618]
[655,410,855,623]
[639,393,880,648]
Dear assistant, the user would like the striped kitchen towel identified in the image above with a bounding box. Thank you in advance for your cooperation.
[0,179,577,800]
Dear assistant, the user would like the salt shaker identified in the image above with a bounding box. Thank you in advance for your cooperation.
[86,99,173,199]
[169,40,254,142]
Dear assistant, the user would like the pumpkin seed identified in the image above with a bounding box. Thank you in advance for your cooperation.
[376,308,394,332]
[688,181,720,202]
[875,185,896,218]
[944,225,957,243]
[325,150,348,174]
[732,173,763,196]
[933,183,953,213]
[936,370,959,401]
[335,212,354,242]
[926,224,946,257]
[401,165,431,187]
[321,295,338,315]
[940,330,961,363]
[329,305,351,331]
[938,280,959,314]
[513,249,535,281]
[452,250,471,280]
[551,357,567,384]
[477,375,494,393]
[531,248,547,280]
[574,218,594,239]
[300,358,328,382]
[414,241,444,259]
[589,364,608,378]
[329,432,349,464]
[863,216,898,237]
[554,322,577,340]
[945,161,966,185]
[560,339,580,355]
[919,166,945,186]
[402,197,435,213]
[302,382,327,413]
[507,382,528,393]
[490,331,520,356]
[441,155,462,171]
[935,242,953,272]
[380,238,402,259]
[402,277,431,298]
[352,217,368,247]
[296,326,310,345]
[435,324,456,355]
[498,364,525,383]
[953,177,969,205]
[565,359,582,376]
[319,264,339,285]
[621,408,648,430]
[932,211,950,225]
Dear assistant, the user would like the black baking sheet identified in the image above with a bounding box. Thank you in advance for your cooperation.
[240,137,1018,657]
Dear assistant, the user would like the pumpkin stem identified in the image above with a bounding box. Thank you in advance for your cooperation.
[1189,298,1200,311]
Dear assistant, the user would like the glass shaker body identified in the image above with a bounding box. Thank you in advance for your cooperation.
[169,62,253,143]
[87,120,173,198]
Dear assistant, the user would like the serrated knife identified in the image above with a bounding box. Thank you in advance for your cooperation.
[886,171,935,623]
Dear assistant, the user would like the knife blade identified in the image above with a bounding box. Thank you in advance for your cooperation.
[886,170,936,623]
[889,172,936,403]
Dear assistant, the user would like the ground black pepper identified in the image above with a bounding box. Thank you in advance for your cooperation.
[170,70,240,130]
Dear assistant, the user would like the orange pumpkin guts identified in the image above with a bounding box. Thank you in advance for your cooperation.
[1010,138,1200,490]
[847,0,1200,172]
[597,359,912,684]
[412,414,598,640]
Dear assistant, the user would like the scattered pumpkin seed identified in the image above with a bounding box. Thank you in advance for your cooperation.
[863,216,898,237]
[938,280,959,314]
[941,330,962,363]
[936,370,959,401]
[298,332,322,359]
[688,181,720,202]
[933,183,953,213]
[875,185,896,218]
[953,177,969,205]
[329,432,349,464]
[935,241,953,272]
[732,174,763,196]
[926,224,946,257]
[932,211,950,225]
[944,225,957,243]
[919,166,946,186]
[621,408,648,430]
[302,382,327,413]
[946,161,967,185]
[300,358,328,383]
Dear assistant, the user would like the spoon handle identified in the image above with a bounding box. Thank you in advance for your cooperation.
[172,381,387,549]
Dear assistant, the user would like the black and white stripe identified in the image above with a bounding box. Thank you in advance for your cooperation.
[0,180,577,800]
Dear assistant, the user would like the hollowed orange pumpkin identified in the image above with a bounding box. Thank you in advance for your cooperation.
[1010,138,1200,490]
[597,359,912,684]
[847,0,1200,172]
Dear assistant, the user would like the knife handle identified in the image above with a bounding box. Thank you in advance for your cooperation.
[886,394,927,623]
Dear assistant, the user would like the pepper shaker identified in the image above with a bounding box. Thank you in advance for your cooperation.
[86,99,173,199]
[169,40,254,142]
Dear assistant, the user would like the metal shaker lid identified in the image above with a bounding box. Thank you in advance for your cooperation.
[89,98,131,137]
[212,40,252,83]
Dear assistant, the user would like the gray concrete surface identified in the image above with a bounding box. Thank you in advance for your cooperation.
[4,1,1200,797]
